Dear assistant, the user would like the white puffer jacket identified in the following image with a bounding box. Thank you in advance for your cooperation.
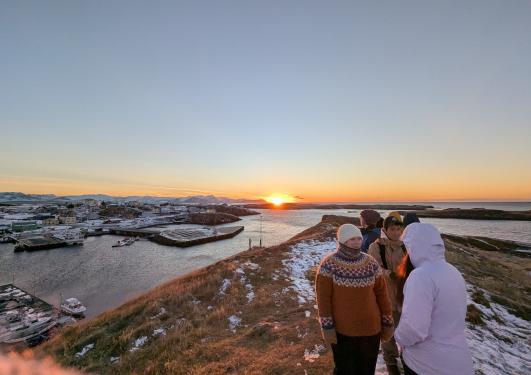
[395,223,473,375]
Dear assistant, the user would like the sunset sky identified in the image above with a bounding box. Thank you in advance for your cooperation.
[1,1,530,202]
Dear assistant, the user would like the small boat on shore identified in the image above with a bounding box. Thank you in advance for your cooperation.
[60,298,86,317]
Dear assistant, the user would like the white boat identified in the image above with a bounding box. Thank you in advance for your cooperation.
[112,237,135,247]
[60,297,86,317]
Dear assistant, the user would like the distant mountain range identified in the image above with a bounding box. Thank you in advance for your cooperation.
[0,192,266,205]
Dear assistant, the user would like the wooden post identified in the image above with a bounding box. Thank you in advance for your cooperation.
[259,215,263,247]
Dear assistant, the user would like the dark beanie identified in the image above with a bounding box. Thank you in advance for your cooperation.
[403,212,421,227]
[360,209,382,226]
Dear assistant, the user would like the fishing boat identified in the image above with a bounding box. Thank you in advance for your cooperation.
[112,237,136,247]
[60,297,86,317]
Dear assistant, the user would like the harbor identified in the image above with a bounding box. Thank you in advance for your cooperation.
[0,284,76,349]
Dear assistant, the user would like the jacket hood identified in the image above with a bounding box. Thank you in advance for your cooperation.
[403,212,420,227]
[401,223,445,267]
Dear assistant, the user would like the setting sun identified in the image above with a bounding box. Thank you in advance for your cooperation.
[265,194,297,206]
[270,197,284,206]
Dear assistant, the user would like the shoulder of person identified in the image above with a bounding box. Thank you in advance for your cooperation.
[367,240,380,253]
[363,253,382,272]
[318,252,337,271]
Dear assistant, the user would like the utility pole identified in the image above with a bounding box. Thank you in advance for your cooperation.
[259,215,263,247]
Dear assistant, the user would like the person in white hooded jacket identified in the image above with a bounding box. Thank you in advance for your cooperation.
[395,223,473,375]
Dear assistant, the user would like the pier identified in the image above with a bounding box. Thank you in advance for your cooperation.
[0,284,60,349]
[152,226,244,247]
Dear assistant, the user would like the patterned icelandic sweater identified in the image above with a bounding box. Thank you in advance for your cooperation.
[315,245,393,338]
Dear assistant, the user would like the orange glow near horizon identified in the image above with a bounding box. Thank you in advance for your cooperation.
[264,194,298,206]
[1,177,531,202]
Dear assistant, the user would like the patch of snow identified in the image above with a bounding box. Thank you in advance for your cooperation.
[245,286,255,302]
[375,353,387,375]
[150,307,167,319]
[110,356,120,364]
[465,285,531,375]
[241,261,260,271]
[296,325,309,339]
[228,315,242,332]
[129,336,148,352]
[234,267,255,303]
[152,328,166,337]
[305,310,311,318]
[75,343,94,358]
[282,240,336,305]
[191,296,201,305]
[218,279,231,295]
[303,344,326,363]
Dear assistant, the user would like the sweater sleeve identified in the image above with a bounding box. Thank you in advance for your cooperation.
[395,271,435,347]
[315,258,335,332]
[374,267,393,326]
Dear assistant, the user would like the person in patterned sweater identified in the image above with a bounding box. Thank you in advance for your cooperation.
[315,223,394,375]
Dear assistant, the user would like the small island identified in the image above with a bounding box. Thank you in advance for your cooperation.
[400,208,531,221]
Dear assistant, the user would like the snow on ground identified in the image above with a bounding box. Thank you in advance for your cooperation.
[191,296,201,305]
[303,344,326,363]
[152,328,166,337]
[109,356,120,364]
[218,279,231,296]
[228,315,242,332]
[283,239,531,374]
[150,307,167,319]
[235,266,255,303]
[282,240,336,305]
[75,343,94,358]
[129,336,148,352]
[465,284,531,374]
[241,261,260,271]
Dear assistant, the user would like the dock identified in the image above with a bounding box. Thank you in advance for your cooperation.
[14,231,84,252]
[152,226,244,247]
[0,284,59,349]
[14,236,68,252]
[109,227,161,238]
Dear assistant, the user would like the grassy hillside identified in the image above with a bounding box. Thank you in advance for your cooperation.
[37,216,531,375]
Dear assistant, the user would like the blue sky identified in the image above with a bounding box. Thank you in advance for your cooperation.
[1,1,530,201]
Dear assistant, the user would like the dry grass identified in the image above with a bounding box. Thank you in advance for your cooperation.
[37,219,344,375]
[36,216,530,374]
[443,234,531,320]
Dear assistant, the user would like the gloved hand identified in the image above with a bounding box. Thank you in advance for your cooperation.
[381,324,395,342]
[322,328,337,345]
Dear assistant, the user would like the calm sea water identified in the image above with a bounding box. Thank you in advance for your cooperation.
[1,203,530,319]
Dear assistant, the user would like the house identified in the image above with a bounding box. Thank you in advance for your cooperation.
[59,216,77,225]
[42,217,59,225]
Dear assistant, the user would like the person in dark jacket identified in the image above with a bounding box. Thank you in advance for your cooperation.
[360,209,383,253]
[402,212,420,228]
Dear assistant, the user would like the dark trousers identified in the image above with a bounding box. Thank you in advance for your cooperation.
[401,356,419,375]
[331,332,380,375]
